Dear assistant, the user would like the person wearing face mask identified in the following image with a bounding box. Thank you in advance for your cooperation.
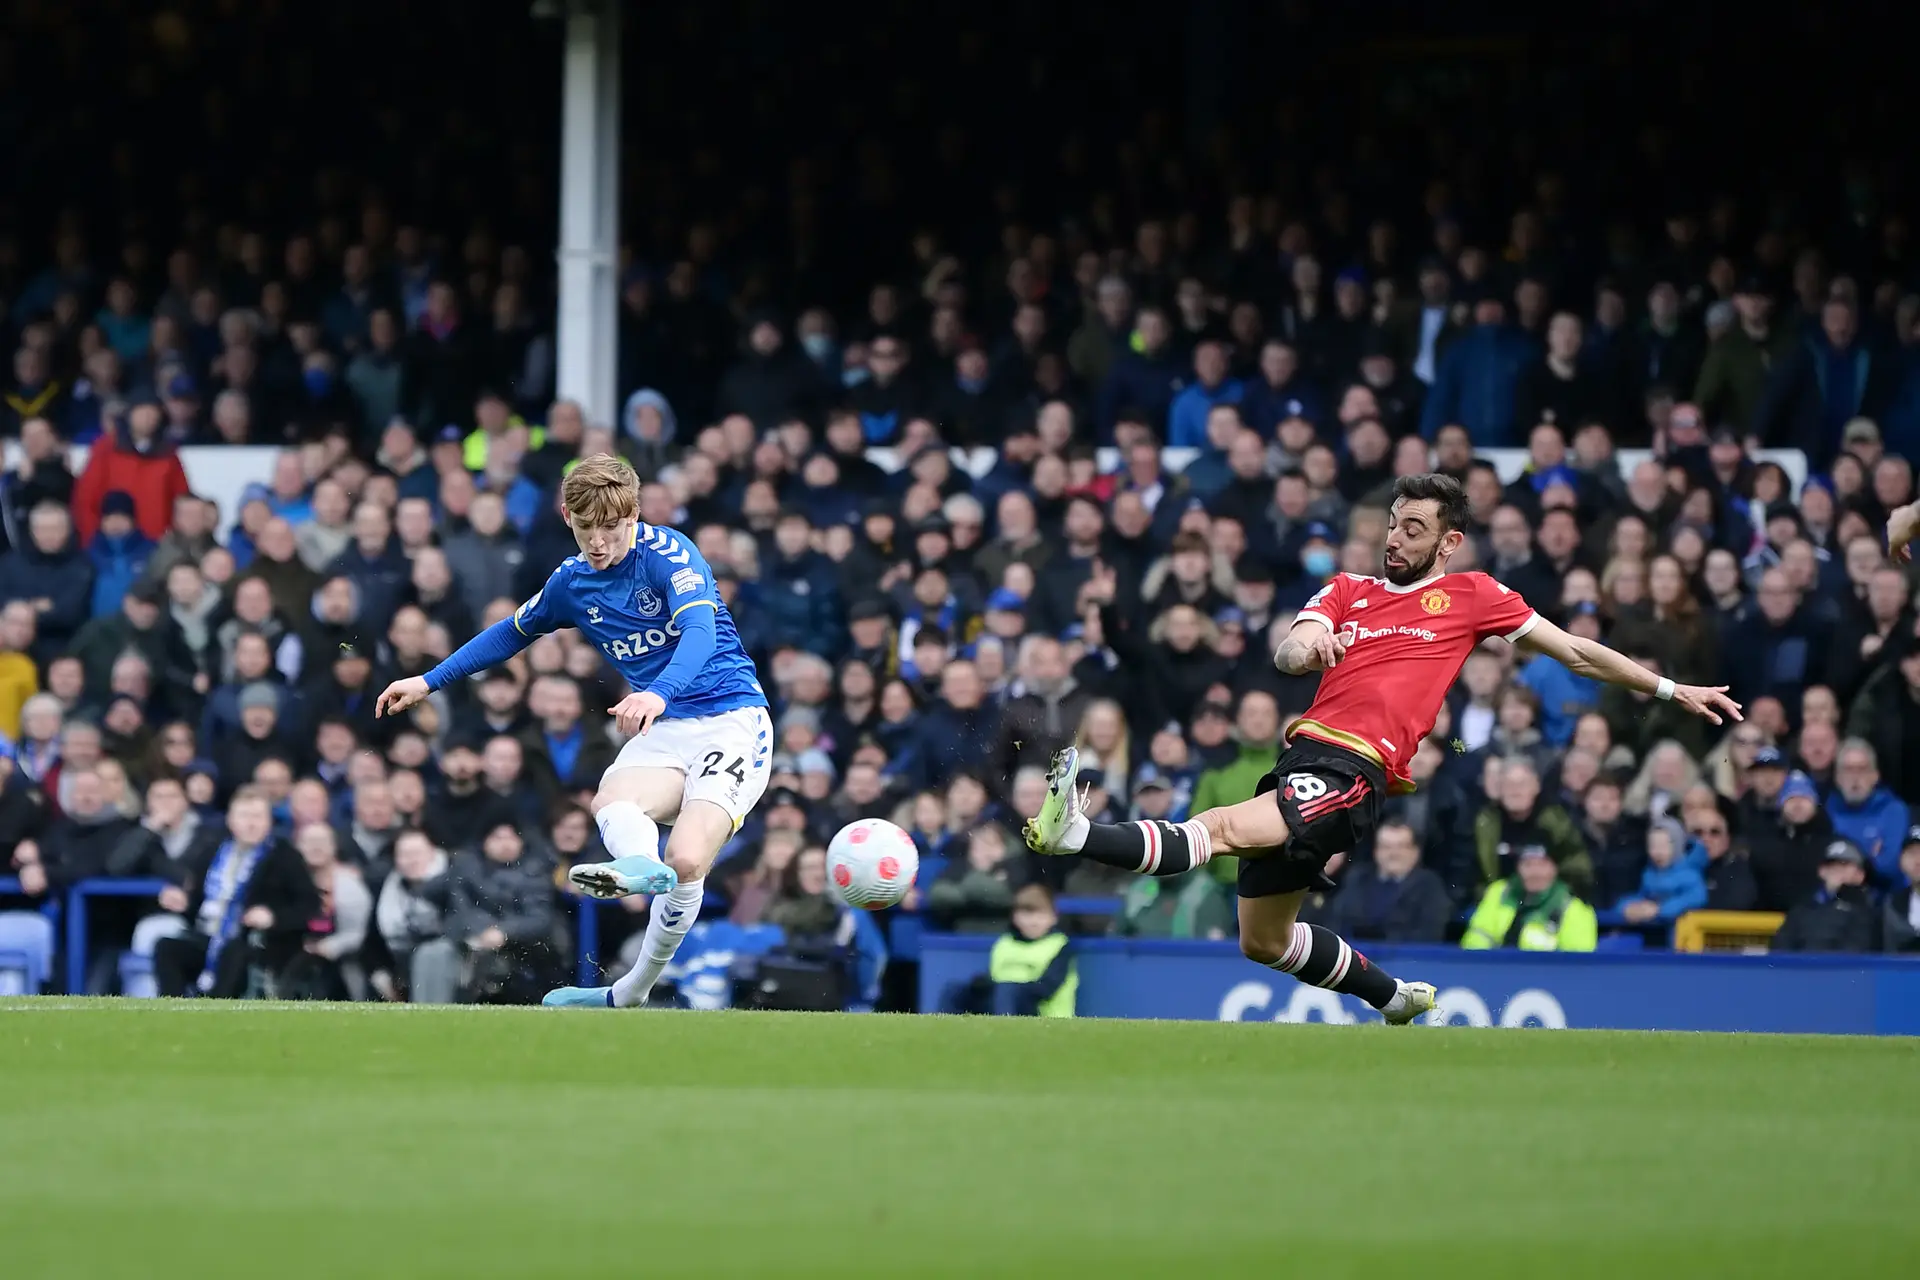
[288,350,358,442]
[1275,523,1340,611]
[794,308,839,375]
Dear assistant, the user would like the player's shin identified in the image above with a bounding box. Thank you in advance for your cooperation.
[1265,921,1400,1009]
[1075,818,1217,877]
[610,877,704,1007]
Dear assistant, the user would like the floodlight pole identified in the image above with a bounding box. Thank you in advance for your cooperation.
[555,0,622,431]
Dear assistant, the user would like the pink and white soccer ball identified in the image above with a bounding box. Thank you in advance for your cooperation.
[826,818,919,909]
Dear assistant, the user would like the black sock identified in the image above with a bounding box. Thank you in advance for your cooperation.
[1077,819,1215,878]
[1267,922,1399,1009]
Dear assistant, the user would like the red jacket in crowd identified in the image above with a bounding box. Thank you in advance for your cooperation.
[71,425,190,543]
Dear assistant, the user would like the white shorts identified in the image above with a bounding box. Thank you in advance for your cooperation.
[603,704,774,829]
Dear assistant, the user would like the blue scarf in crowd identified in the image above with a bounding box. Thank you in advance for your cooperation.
[195,839,267,994]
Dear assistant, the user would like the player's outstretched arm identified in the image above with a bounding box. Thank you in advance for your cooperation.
[1888,501,1920,564]
[1273,616,1347,675]
[376,617,533,718]
[1514,616,1743,726]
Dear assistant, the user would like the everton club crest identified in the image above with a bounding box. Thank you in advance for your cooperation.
[636,586,664,617]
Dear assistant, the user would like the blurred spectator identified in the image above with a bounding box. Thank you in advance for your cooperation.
[0,503,93,662]
[761,843,886,1010]
[1771,839,1881,953]
[519,675,617,806]
[1883,829,1920,952]
[987,883,1077,1017]
[370,829,453,1002]
[1826,738,1911,884]
[1616,818,1709,923]
[1473,758,1595,896]
[1317,821,1452,944]
[995,637,1092,780]
[279,823,372,1000]
[1580,774,1648,909]
[444,819,560,1003]
[72,402,191,543]
[85,493,156,620]
[1750,771,1835,913]
[1845,618,1920,802]
[152,788,316,998]
[925,822,1026,933]
[1693,275,1793,430]
[0,602,40,740]
[1462,846,1599,952]
[1421,296,1537,446]
[1690,807,1760,912]
[1753,301,1897,469]
[2,418,78,546]
[1189,690,1280,817]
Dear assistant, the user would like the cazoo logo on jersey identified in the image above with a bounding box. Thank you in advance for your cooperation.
[1339,620,1439,645]
[602,619,682,661]
[1217,980,1567,1028]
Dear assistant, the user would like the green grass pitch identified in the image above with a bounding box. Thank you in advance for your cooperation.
[2,1003,1916,1279]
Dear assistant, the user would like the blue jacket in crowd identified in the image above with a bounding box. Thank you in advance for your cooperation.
[88,529,156,619]
[1516,654,1599,747]
[1635,857,1709,919]
[1097,349,1185,439]
[0,536,93,659]
[328,540,413,626]
[1825,785,1912,884]
[918,702,997,778]
[761,549,844,658]
[1420,323,1539,446]
[1241,376,1328,436]
[1166,377,1245,448]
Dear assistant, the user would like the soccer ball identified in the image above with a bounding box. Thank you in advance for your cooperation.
[825,818,919,910]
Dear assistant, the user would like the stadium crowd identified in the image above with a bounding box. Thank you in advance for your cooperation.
[4,3,1920,1003]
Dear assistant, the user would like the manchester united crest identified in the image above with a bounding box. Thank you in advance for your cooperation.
[1420,587,1451,615]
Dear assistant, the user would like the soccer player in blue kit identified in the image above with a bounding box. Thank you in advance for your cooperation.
[374,454,773,1008]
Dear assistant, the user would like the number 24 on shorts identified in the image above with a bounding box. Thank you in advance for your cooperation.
[699,751,747,786]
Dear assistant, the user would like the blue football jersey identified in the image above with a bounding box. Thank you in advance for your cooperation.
[511,522,766,720]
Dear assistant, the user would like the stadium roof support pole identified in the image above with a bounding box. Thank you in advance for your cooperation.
[556,0,622,430]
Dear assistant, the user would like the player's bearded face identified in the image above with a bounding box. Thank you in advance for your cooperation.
[1382,502,1456,585]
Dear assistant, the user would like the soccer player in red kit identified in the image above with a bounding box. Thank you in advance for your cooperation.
[1024,473,1743,1022]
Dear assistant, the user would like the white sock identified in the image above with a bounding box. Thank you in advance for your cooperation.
[595,800,662,862]
[1059,811,1090,852]
[610,878,703,1007]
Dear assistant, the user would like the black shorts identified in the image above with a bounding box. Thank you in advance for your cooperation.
[1239,738,1389,898]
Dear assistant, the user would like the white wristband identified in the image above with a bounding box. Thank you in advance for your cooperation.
[1654,676,1676,701]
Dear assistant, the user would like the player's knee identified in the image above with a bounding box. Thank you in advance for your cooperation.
[662,847,706,882]
[1239,932,1288,967]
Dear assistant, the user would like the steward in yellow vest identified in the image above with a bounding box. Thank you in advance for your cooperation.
[1463,850,1598,952]
[988,884,1078,1016]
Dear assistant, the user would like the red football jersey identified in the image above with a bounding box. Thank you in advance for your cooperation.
[1291,570,1539,791]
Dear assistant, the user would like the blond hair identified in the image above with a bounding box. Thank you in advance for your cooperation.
[560,453,640,526]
